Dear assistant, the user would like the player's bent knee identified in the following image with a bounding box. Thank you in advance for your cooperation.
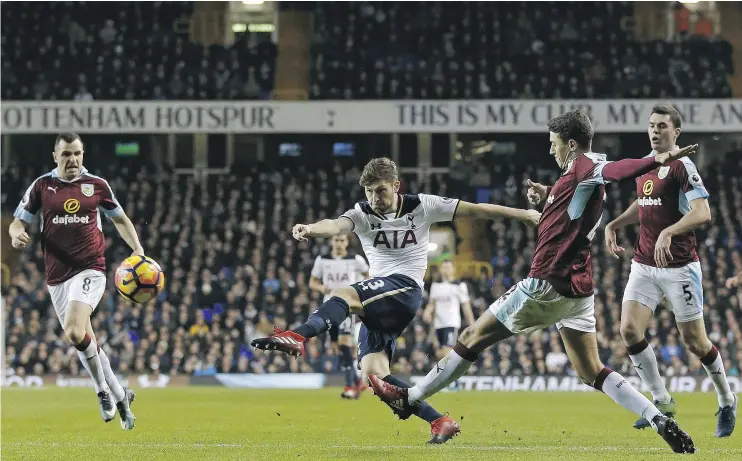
[63,301,93,345]
[575,362,604,386]
[64,325,86,345]
[459,323,487,350]
[457,325,477,345]
[680,333,711,357]
[677,320,712,357]
[619,320,644,345]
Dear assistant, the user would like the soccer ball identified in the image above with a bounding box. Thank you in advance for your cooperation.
[115,255,166,303]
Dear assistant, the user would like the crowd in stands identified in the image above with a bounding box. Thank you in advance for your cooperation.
[309,2,734,99]
[1,2,734,101]
[3,147,741,380]
[1,2,276,101]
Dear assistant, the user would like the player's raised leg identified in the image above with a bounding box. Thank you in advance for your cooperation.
[64,299,116,422]
[620,299,676,429]
[677,318,736,437]
[251,285,359,356]
[371,281,549,412]
[559,326,695,453]
[369,308,512,413]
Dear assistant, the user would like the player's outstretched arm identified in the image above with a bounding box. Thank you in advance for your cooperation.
[8,218,31,250]
[292,217,354,241]
[601,145,699,182]
[110,214,145,255]
[454,201,541,228]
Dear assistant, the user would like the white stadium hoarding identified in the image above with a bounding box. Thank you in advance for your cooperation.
[4,373,741,392]
[2,99,741,134]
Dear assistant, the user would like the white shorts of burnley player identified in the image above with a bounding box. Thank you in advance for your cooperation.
[605,104,737,437]
[9,132,142,430]
[368,110,697,454]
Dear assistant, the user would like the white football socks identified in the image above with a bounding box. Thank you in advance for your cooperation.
[408,350,475,404]
[98,349,127,403]
[77,338,109,394]
[600,370,662,432]
[628,341,672,404]
[700,347,736,407]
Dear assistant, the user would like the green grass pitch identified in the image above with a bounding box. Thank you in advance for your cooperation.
[1,387,739,460]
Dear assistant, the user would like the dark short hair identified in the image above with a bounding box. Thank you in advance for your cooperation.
[547,110,594,150]
[651,104,682,129]
[359,157,398,187]
[54,132,82,148]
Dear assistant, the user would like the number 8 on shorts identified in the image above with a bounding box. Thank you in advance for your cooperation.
[47,269,107,324]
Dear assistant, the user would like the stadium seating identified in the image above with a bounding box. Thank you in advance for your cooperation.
[1,2,732,101]
[0,2,276,101]
[3,148,741,378]
[309,2,734,99]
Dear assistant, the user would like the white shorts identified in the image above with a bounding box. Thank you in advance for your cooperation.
[47,269,106,324]
[622,260,703,323]
[488,278,596,334]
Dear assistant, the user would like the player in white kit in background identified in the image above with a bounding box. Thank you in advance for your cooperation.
[310,234,369,399]
[423,260,474,361]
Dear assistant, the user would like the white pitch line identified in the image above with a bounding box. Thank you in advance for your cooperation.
[0,442,735,454]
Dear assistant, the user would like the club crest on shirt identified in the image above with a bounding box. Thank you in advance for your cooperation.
[658,166,670,180]
[81,184,94,197]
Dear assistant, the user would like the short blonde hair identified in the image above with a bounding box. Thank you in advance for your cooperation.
[359,157,398,187]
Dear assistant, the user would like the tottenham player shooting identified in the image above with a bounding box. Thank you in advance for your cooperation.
[252,157,540,444]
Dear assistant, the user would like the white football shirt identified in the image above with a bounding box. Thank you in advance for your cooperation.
[429,280,471,329]
[341,194,459,288]
[311,254,370,302]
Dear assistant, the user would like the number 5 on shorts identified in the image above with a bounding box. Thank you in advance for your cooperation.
[681,283,692,306]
